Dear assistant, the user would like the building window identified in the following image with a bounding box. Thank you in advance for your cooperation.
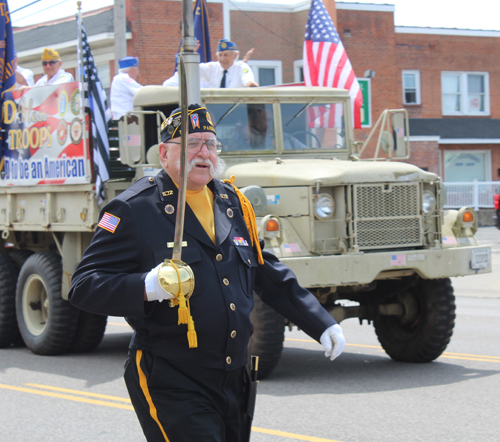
[402,70,420,105]
[247,60,282,86]
[444,150,491,182]
[96,63,110,89]
[293,60,304,83]
[441,72,490,115]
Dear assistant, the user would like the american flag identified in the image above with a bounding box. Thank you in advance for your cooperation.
[77,18,112,204]
[98,212,121,233]
[303,0,363,129]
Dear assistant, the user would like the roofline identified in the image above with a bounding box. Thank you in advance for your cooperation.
[396,26,500,38]
[13,5,113,33]
[409,136,500,144]
[226,0,395,13]
[16,31,132,60]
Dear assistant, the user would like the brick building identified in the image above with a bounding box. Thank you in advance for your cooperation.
[13,0,500,184]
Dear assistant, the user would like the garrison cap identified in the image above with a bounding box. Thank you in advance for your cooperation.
[42,48,60,61]
[217,39,237,52]
[161,104,216,143]
[118,56,139,69]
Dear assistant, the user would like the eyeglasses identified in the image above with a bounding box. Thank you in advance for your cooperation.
[42,60,59,66]
[167,138,223,154]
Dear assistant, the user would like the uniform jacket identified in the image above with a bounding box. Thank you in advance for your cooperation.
[110,72,143,119]
[69,170,335,370]
[35,69,74,87]
[199,60,255,88]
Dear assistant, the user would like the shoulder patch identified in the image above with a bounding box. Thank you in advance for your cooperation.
[98,212,121,233]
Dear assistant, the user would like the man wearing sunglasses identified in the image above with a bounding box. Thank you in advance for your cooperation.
[69,104,345,442]
[34,48,74,87]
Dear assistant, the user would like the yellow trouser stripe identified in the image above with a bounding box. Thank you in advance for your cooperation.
[136,350,170,442]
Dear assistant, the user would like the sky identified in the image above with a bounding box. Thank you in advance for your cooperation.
[10,0,500,31]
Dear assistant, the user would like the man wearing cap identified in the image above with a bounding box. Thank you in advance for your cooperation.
[35,48,74,87]
[163,45,256,88]
[68,104,345,442]
[14,52,35,88]
[110,56,144,120]
[200,39,258,88]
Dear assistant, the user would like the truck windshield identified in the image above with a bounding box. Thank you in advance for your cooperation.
[207,103,274,152]
[281,103,346,151]
[206,101,346,152]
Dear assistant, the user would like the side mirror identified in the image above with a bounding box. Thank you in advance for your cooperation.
[391,112,406,158]
[356,109,410,160]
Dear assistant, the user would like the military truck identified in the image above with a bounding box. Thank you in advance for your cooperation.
[0,84,491,379]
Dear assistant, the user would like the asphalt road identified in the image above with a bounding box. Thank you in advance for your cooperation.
[0,227,498,442]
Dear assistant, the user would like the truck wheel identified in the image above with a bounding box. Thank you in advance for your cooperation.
[69,311,107,353]
[374,278,455,362]
[249,293,285,379]
[16,252,78,355]
[9,249,35,269]
[0,252,22,348]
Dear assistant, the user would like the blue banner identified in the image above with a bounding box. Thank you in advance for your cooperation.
[174,0,212,72]
[0,0,16,173]
[193,0,211,63]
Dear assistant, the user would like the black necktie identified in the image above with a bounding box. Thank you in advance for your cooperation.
[220,70,227,88]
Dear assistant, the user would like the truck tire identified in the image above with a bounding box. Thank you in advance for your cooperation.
[249,293,285,379]
[7,249,35,347]
[0,252,22,348]
[16,252,78,355]
[374,278,455,362]
[9,249,35,269]
[69,311,107,353]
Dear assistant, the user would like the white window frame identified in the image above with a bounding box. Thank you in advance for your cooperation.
[96,62,111,90]
[443,149,492,182]
[293,60,304,83]
[402,70,421,105]
[441,71,490,116]
[247,60,282,86]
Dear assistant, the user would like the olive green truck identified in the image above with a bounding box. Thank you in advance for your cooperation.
[0,84,491,378]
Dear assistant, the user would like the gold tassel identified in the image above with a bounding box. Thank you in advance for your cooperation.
[177,292,189,324]
[170,260,197,347]
[187,312,198,348]
[169,260,190,325]
[223,176,264,265]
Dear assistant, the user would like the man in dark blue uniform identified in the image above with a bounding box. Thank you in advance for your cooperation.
[69,105,345,442]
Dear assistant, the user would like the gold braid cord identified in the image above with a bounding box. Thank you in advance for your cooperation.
[223,176,264,265]
[169,259,197,348]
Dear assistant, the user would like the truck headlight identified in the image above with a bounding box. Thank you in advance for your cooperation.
[422,191,436,214]
[314,193,335,220]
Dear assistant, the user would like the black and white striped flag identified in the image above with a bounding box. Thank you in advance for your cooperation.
[78,19,111,204]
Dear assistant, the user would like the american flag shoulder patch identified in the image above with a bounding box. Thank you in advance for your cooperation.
[98,212,121,233]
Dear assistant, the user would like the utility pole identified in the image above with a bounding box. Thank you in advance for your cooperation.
[114,0,127,74]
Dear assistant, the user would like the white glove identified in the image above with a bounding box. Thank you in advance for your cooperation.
[320,324,346,361]
[145,263,175,302]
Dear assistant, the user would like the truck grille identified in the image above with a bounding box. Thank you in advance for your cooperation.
[353,183,423,249]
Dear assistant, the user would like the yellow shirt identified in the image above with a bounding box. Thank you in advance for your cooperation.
[186,187,216,243]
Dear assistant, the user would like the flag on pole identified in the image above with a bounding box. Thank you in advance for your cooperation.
[0,0,16,174]
[174,0,212,72]
[77,18,112,204]
[303,0,363,128]
[193,0,212,63]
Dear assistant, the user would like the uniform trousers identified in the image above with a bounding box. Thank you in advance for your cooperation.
[124,349,249,442]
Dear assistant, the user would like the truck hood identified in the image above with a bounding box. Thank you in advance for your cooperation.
[222,159,438,187]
